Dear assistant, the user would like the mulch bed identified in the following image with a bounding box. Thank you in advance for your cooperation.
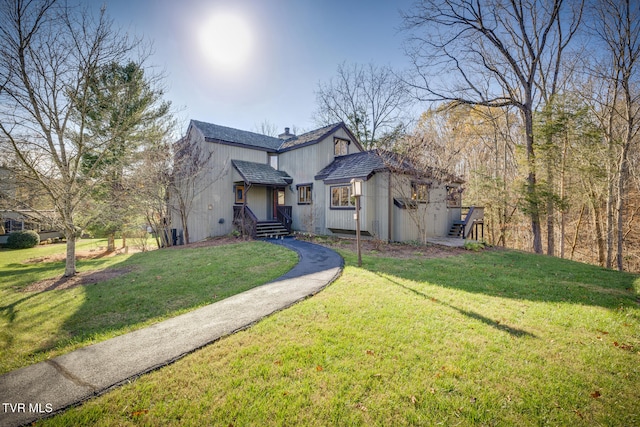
[296,235,467,259]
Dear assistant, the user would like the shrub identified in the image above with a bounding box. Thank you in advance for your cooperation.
[463,240,485,252]
[6,230,40,249]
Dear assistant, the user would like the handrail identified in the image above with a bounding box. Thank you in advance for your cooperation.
[463,206,484,238]
[233,205,258,238]
[276,206,293,233]
[462,206,475,225]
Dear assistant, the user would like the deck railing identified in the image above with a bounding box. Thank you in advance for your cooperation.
[462,206,484,239]
[276,206,293,233]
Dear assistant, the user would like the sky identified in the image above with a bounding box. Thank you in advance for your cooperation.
[102,0,416,135]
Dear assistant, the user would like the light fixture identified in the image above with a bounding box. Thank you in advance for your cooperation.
[350,178,363,267]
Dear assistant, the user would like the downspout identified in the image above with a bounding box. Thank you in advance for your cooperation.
[243,182,252,236]
[388,171,392,242]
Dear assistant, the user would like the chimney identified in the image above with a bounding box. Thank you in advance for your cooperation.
[278,127,295,139]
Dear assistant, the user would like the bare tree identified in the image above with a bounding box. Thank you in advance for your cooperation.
[315,62,413,148]
[134,138,173,249]
[170,133,228,245]
[0,1,147,276]
[402,0,584,254]
[253,120,279,137]
[588,0,640,270]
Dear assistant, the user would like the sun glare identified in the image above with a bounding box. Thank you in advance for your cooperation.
[198,11,252,71]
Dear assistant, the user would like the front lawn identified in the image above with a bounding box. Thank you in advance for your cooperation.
[0,239,297,374]
[40,247,640,426]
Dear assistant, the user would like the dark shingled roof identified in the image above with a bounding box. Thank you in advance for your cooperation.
[278,123,343,151]
[192,120,283,151]
[232,160,293,186]
[314,151,389,184]
[191,120,357,153]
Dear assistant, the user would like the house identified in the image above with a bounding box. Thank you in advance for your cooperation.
[0,166,63,244]
[172,120,478,243]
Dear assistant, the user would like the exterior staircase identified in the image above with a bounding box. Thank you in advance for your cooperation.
[448,220,465,238]
[448,206,485,239]
[255,221,290,238]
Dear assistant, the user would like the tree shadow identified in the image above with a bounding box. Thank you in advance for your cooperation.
[359,249,639,312]
[376,272,537,338]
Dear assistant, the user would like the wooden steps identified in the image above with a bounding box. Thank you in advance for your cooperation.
[256,221,290,238]
[448,220,465,238]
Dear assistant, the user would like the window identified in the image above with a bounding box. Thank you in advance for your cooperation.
[331,185,355,209]
[446,185,462,208]
[277,188,285,205]
[269,154,278,170]
[297,184,312,204]
[334,138,349,156]
[234,184,245,204]
[411,182,430,203]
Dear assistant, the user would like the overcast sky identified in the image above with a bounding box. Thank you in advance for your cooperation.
[102,0,416,135]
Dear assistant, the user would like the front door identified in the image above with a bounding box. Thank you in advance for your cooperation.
[271,187,285,220]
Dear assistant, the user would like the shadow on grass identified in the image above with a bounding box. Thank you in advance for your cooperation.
[351,249,639,312]
[47,242,297,356]
[0,293,41,324]
[376,272,537,338]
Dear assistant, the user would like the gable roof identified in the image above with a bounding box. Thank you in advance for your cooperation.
[190,120,363,153]
[314,151,388,184]
[314,149,464,185]
[232,160,293,186]
[192,120,283,151]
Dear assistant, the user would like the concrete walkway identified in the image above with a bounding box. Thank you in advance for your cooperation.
[0,238,343,427]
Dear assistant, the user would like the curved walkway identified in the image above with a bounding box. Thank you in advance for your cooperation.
[0,238,343,427]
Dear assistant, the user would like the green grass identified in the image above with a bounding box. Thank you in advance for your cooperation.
[39,247,640,426]
[0,239,297,374]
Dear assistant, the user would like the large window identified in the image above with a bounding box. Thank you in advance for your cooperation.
[334,138,349,156]
[331,185,355,209]
[411,182,430,203]
[297,184,312,204]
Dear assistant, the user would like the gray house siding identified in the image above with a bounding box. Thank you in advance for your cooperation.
[173,120,465,244]
[280,126,361,236]
[177,125,276,243]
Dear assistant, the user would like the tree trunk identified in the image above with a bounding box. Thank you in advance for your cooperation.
[524,108,542,254]
[107,234,115,252]
[546,158,555,256]
[64,231,77,277]
[559,132,568,259]
[180,208,190,245]
[591,195,606,267]
[605,142,615,268]
[570,203,585,261]
[616,143,630,271]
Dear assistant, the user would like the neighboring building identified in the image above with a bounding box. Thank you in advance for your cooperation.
[171,119,478,243]
[0,166,62,244]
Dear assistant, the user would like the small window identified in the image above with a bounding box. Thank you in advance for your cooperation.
[234,184,245,204]
[297,184,312,204]
[446,185,462,208]
[411,182,430,203]
[330,185,355,209]
[334,138,349,156]
[277,188,285,205]
[269,154,278,170]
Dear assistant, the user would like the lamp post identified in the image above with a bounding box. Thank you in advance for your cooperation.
[351,178,362,267]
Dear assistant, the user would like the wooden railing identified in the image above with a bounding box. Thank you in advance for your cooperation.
[462,206,484,239]
[276,206,293,233]
[233,205,258,238]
